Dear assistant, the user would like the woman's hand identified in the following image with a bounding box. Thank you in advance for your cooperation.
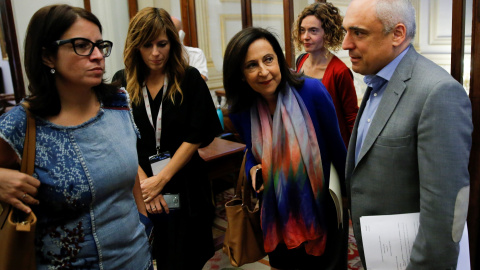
[140,172,170,203]
[249,164,264,193]
[141,142,201,204]
[145,194,171,214]
[0,168,40,214]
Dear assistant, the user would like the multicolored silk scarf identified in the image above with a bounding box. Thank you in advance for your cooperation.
[251,84,327,256]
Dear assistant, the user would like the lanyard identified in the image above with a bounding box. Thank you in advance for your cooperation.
[143,77,168,153]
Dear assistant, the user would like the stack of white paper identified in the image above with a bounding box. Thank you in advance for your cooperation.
[360,213,469,270]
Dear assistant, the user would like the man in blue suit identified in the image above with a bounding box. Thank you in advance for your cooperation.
[342,0,472,269]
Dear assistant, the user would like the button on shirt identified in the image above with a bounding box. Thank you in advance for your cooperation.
[355,46,410,164]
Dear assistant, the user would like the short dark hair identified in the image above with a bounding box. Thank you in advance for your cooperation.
[223,27,303,113]
[24,4,115,117]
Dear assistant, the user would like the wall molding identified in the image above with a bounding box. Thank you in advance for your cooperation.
[220,14,283,53]
[332,0,350,5]
[220,0,281,4]
[429,0,471,46]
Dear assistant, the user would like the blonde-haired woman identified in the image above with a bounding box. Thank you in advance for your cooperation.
[113,7,222,269]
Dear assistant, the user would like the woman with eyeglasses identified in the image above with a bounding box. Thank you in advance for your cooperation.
[112,7,222,270]
[0,5,152,269]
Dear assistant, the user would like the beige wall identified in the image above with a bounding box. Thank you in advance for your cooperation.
[7,0,473,97]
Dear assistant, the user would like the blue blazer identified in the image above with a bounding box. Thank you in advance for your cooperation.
[229,77,347,195]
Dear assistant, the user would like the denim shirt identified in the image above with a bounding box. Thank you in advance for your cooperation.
[0,90,151,270]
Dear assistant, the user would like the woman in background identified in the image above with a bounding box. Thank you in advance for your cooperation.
[293,2,358,147]
[223,27,347,270]
[113,7,222,270]
[0,5,152,269]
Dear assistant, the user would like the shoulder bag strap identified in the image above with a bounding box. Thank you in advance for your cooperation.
[234,149,254,208]
[234,150,248,198]
[20,103,36,175]
[0,104,36,228]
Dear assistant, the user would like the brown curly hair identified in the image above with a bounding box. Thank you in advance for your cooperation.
[292,2,345,53]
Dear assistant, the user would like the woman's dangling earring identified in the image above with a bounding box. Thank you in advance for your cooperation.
[50,68,55,74]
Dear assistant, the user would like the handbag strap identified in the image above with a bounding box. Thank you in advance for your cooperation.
[234,150,247,198]
[20,103,36,175]
[0,104,36,229]
[234,150,253,208]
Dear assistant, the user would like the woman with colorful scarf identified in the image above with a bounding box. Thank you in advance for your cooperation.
[223,27,348,270]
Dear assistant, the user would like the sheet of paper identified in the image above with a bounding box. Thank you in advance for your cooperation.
[360,213,469,270]
[457,224,470,270]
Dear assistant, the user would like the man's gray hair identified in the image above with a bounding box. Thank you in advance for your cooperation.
[376,0,416,39]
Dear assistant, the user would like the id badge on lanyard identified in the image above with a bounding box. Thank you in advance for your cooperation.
[149,151,171,175]
[144,78,172,175]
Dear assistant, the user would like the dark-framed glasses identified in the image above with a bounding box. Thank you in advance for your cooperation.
[52,38,113,57]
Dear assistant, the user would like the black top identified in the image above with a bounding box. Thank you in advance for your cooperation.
[113,67,223,215]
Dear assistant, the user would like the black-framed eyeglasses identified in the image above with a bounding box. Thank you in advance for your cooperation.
[52,38,113,57]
